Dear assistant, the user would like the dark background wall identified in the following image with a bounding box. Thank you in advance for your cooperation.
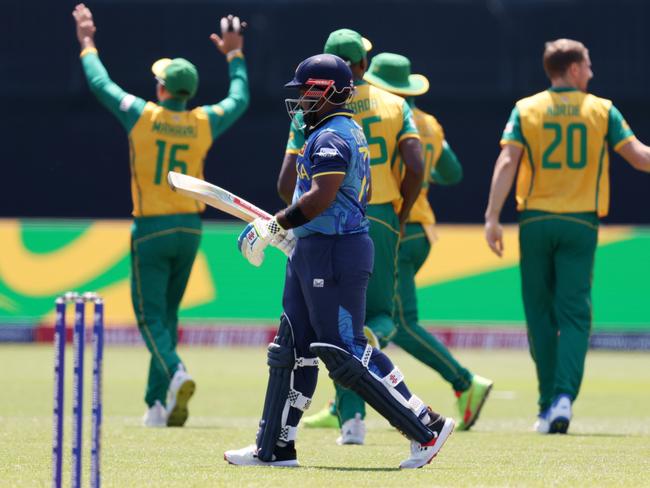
[2,0,649,223]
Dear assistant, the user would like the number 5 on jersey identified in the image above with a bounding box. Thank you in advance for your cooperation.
[155,139,188,184]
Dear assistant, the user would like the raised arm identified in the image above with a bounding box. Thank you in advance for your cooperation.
[72,4,145,132]
[204,16,250,140]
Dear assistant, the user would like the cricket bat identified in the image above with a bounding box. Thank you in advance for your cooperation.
[167,171,271,222]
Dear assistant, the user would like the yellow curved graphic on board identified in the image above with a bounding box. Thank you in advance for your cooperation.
[0,220,215,325]
[415,225,633,287]
[0,220,128,295]
[39,251,216,326]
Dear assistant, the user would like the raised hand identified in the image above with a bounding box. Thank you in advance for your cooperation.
[72,3,96,49]
[209,14,246,56]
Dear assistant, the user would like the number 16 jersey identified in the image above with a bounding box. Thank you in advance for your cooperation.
[501,87,634,217]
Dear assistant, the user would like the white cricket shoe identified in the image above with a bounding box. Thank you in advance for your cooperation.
[533,410,550,434]
[399,415,455,469]
[336,413,366,445]
[224,444,299,467]
[548,394,572,434]
[143,400,167,427]
[166,364,195,427]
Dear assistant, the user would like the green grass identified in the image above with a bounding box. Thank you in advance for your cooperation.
[1,345,649,487]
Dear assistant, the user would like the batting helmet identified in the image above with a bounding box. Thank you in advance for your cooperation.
[285,53,354,130]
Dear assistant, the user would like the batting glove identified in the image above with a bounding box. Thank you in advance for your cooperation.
[237,217,295,267]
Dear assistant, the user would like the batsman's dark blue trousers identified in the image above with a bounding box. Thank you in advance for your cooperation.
[282,232,414,430]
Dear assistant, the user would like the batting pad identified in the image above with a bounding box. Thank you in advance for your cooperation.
[310,342,433,444]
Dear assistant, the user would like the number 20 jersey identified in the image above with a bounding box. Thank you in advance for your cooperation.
[501,88,634,217]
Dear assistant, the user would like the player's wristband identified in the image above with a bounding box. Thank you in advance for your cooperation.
[80,47,98,58]
[283,203,310,228]
[226,49,244,62]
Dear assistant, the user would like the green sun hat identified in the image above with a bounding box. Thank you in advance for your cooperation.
[151,57,199,99]
[364,52,429,96]
[323,28,373,64]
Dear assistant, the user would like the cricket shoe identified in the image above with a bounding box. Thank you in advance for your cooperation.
[224,442,299,467]
[143,400,167,427]
[399,413,455,469]
[455,374,493,431]
[336,413,365,445]
[166,364,195,427]
[548,394,572,434]
[533,409,550,434]
[302,402,339,429]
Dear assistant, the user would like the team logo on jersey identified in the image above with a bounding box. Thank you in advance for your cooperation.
[314,147,340,158]
[313,278,324,288]
[504,121,514,134]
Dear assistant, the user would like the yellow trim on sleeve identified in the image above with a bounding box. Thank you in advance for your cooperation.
[80,47,98,58]
[226,50,245,62]
[210,105,225,116]
[500,139,524,149]
[613,134,636,152]
[285,149,301,155]
[397,133,420,144]
[312,171,346,178]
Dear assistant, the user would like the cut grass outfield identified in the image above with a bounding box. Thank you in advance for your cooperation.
[1,346,649,487]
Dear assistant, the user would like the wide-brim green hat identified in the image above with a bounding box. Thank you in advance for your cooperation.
[151,57,199,99]
[364,52,429,96]
[324,28,373,64]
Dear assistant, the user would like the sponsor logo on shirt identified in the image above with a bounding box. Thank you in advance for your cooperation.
[315,147,340,158]
[313,278,324,288]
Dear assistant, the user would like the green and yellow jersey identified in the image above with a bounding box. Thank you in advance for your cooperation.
[286,80,419,207]
[80,48,249,217]
[501,87,634,217]
[393,106,462,226]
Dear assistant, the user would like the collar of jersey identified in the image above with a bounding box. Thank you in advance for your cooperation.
[160,98,187,111]
[548,86,579,93]
[310,109,354,132]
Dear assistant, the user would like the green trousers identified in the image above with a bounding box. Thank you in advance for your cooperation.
[519,210,598,412]
[334,203,400,423]
[393,223,473,392]
[131,213,202,407]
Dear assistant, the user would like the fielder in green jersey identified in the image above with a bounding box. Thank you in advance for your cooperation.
[73,4,249,427]
[366,53,494,431]
[485,39,650,434]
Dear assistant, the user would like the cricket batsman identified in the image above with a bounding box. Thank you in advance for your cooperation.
[485,39,650,433]
[278,29,425,445]
[225,53,454,468]
[364,52,494,431]
[72,4,249,427]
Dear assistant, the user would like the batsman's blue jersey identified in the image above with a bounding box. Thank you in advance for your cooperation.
[292,111,371,238]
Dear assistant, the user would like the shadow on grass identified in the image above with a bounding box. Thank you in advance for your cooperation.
[310,466,399,472]
[568,433,641,438]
